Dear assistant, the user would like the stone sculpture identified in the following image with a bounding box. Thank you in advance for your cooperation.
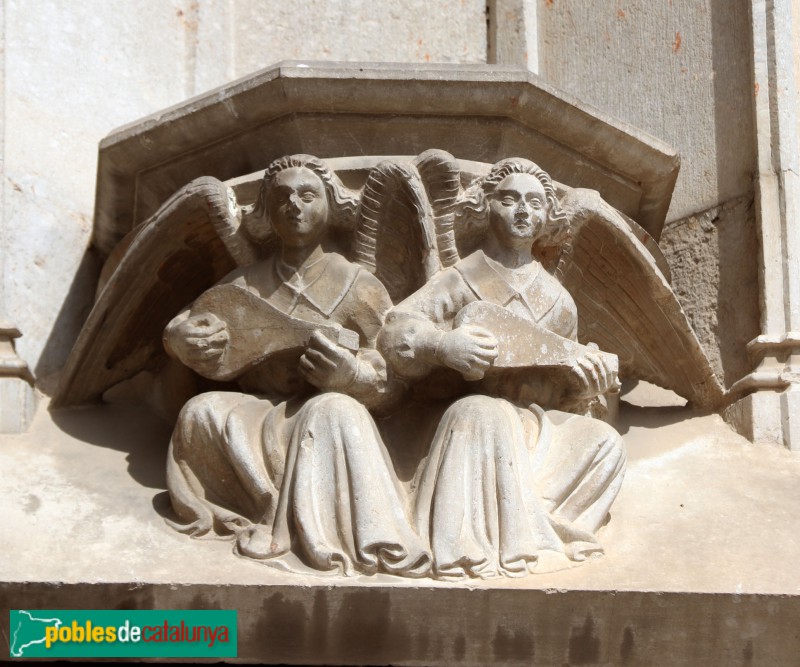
[165,155,430,576]
[55,150,726,579]
[380,159,625,578]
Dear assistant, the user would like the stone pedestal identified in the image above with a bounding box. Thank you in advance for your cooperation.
[727,0,800,449]
[3,398,799,664]
[0,322,36,433]
[9,59,797,664]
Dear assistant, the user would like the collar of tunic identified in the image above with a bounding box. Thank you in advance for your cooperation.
[244,250,359,317]
[455,250,562,323]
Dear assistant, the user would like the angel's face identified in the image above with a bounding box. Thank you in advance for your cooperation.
[488,173,548,248]
[268,167,329,247]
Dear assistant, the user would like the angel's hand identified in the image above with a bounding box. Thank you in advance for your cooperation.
[568,343,620,398]
[300,331,359,390]
[171,313,230,370]
[435,324,499,381]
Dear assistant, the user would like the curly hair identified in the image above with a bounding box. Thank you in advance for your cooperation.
[456,157,569,248]
[240,154,360,245]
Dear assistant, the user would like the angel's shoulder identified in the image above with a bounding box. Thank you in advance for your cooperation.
[228,254,277,292]
[323,251,392,305]
[537,268,578,336]
[323,250,360,276]
[453,249,485,275]
[541,265,575,299]
[321,251,370,291]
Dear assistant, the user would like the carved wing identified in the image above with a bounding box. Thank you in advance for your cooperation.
[350,159,441,303]
[54,176,259,408]
[556,188,725,409]
[413,149,463,270]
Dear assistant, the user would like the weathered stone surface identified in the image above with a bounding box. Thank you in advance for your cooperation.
[56,145,727,586]
[0,2,486,387]
[488,0,539,71]
[0,377,35,434]
[2,396,799,663]
[2,1,213,382]
[538,0,755,223]
[234,0,487,71]
[726,0,800,449]
[2,2,798,663]
[92,62,679,257]
[62,155,640,579]
[660,196,760,386]
[4,583,799,665]
[0,323,36,433]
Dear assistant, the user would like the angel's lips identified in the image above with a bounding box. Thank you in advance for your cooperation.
[285,216,315,231]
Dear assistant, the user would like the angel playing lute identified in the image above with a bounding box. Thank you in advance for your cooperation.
[377,152,722,580]
[159,155,436,577]
[381,158,627,578]
[55,149,724,580]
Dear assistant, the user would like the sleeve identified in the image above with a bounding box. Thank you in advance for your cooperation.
[554,288,579,342]
[379,268,476,380]
[335,269,397,408]
[162,265,248,367]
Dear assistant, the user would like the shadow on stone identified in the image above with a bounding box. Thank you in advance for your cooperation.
[151,490,174,520]
[34,247,102,390]
[616,403,697,436]
[50,403,171,489]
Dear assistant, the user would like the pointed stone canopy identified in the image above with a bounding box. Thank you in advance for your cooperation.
[93,61,679,257]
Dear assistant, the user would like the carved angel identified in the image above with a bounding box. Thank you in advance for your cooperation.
[59,154,449,577]
[381,159,626,578]
[55,148,724,581]
[376,154,723,579]
[162,155,439,576]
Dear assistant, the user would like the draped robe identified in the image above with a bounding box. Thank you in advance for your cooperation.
[166,249,430,577]
[381,250,626,579]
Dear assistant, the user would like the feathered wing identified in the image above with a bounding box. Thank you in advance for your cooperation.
[54,176,260,408]
[556,188,725,409]
[413,149,463,270]
[350,159,442,303]
[57,159,721,412]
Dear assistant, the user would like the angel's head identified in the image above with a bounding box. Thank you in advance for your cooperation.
[458,158,569,252]
[242,154,359,247]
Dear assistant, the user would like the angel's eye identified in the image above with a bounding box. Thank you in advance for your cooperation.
[500,197,516,206]
[529,198,544,209]
[300,193,317,203]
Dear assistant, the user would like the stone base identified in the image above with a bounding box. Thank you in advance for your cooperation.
[6,582,798,665]
[725,388,800,451]
[0,375,36,433]
[2,390,800,664]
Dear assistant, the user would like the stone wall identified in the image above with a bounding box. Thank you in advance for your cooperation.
[1,0,760,394]
[1,0,487,387]
[659,197,760,386]
[538,0,755,223]
[537,0,758,384]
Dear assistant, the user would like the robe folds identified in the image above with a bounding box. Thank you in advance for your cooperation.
[166,249,431,577]
[167,246,625,579]
[382,250,626,578]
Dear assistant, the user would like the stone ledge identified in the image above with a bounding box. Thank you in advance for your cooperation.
[2,391,800,664]
[2,582,798,665]
[93,62,679,255]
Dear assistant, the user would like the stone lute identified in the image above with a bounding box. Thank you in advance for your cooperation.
[189,284,360,381]
[454,301,619,383]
